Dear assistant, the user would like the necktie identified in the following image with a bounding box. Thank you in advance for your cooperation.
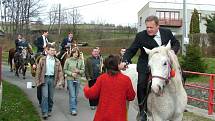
[45,37,48,43]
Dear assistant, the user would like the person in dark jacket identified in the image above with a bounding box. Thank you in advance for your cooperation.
[57,32,74,60]
[119,15,180,121]
[36,30,49,53]
[85,48,103,110]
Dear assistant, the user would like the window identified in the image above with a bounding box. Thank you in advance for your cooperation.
[165,12,170,19]
[156,11,180,20]
[139,17,142,26]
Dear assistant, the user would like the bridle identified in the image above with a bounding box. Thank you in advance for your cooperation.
[149,59,173,85]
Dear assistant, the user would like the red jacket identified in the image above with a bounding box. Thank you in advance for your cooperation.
[84,72,136,121]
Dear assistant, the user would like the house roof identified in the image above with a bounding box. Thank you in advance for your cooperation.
[142,1,215,11]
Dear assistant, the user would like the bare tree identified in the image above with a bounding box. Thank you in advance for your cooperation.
[1,0,44,36]
[66,8,82,40]
[95,18,106,40]
[48,5,58,31]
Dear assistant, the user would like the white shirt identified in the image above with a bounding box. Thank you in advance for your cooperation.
[153,30,162,46]
[45,55,55,76]
[42,35,48,47]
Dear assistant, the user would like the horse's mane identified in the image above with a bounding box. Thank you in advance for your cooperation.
[168,50,181,72]
[167,49,184,89]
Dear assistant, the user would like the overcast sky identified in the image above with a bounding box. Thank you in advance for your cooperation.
[42,0,215,26]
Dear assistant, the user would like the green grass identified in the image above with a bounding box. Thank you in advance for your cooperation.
[2,51,8,63]
[0,81,40,121]
[184,58,215,83]
[183,112,215,121]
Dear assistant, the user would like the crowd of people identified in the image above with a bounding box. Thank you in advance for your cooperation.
[13,15,180,121]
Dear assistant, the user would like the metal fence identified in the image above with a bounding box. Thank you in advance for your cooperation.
[184,70,215,115]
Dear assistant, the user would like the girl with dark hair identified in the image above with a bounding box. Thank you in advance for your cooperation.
[84,54,135,121]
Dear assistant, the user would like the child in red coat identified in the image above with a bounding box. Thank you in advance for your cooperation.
[84,54,135,121]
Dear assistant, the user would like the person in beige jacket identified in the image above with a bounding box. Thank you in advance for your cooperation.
[36,44,64,120]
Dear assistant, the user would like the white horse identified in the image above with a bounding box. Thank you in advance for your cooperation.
[122,41,187,121]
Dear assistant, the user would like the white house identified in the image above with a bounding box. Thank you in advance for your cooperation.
[138,1,215,34]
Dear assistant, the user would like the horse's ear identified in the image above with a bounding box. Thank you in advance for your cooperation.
[143,47,151,54]
[166,40,171,50]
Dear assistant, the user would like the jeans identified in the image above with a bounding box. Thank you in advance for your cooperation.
[37,85,42,105]
[67,80,80,112]
[41,77,54,114]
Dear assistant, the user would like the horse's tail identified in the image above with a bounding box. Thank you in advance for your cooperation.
[8,49,12,65]
[8,48,15,67]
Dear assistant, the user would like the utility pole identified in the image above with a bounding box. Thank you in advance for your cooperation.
[58,3,61,35]
[182,0,188,56]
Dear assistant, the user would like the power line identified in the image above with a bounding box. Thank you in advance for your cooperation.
[38,0,110,16]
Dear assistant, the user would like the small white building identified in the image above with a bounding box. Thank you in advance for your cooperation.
[138,1,215,34]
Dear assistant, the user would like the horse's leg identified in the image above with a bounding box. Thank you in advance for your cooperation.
[22,65,27,79]
[19,66,22,73]
[10,60,13,72]
[15,64,19,77]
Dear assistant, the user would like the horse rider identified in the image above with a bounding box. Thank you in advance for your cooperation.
[119,15,180,121]
[57,32,74,60]
[35,30,55,54]
[15,34,32,55]
[15,34,23,52]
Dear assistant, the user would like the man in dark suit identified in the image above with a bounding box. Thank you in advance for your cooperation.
[120,15,180,121]
[36,30,49,53]
[57,32,73,59]
[60,32,73,50]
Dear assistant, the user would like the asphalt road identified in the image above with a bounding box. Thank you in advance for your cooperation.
[2,65,138,121]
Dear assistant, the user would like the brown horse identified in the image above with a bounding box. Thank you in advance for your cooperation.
[14,47,32,79]
[8,48,16,72]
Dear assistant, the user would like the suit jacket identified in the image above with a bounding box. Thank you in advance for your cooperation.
[60,37,73,50]
[15,39,19,52]
[36,36,47,53]
[123,28,180,73]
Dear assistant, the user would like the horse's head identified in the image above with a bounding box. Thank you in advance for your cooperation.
[20,47,28,59]
[144,41,174,96]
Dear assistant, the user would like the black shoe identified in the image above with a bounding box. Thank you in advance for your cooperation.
[139,111,147,121]
[42,113,48,120]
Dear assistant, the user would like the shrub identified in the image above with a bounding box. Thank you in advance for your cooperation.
[181,44,207,73]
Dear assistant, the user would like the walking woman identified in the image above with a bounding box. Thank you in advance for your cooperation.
[63,48,85,116]
[84,54,135,121]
